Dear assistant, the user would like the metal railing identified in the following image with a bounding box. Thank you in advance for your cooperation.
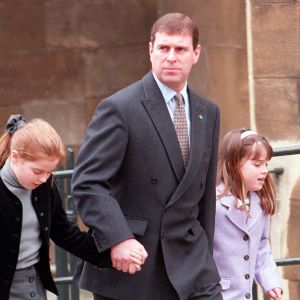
[53,148,78,300]
[252,146,300,300]
[53,146,300,300]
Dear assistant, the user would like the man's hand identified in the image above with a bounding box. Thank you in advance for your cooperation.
[111,238,148,274]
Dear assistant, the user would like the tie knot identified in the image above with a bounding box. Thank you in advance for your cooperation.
[174,93,184,107]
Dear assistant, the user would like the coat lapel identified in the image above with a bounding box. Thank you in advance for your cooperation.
[221,192,263,233]
[221,196,249,233]
[141,72,185,182]
[185,89,208,181]
[166,89,208,207]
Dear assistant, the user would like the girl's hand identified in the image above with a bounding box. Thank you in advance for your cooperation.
[111,238,148,274]
[266,287,283,300]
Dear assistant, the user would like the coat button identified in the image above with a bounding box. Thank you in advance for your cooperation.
[245,274,250,279]
[40,212,44,217]
[34,196,38,202]
[44,227,49,232]
[243,235,249,241]
[244,255,249,261]
[151,178,158,184]
[29,277,34,283]
[30,291,36,297]
[245,293,251,299]
[161,232,165,239]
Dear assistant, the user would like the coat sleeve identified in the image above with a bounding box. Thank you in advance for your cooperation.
[197,104,220,253]
[49,180,108,267]
[254,215,282,293]
[71,98,134,253]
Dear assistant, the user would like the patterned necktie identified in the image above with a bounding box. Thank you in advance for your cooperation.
[173,93,189,166]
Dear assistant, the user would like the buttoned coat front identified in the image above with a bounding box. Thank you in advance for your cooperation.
[213,184,282,300]
[72,71,221,300]
[0,176,102,300]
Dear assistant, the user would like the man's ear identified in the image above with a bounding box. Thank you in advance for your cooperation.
[149,42,153,55]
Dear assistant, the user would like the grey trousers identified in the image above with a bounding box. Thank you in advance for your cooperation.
[9,265,47,300]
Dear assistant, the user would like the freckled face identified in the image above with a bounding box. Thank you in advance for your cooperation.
[149,31,201,92]
[10,151,59,190]
[239,146,269,193]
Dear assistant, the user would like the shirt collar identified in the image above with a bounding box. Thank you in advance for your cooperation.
[152,71,188,105]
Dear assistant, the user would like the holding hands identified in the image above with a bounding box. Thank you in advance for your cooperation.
[111,238,148,274]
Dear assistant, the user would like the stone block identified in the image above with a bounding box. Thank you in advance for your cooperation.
[287,281,300,300]
[158,0,247,46]
[45,0,157,49]
[0,105,23,132]
[0,50,85,105]
[0,0,45,50]
[191,45,249,138]
[255,79,300,139]
[252,3,300,77]
[84,97,101,125]
[254,0,300,3]
[84,44,150,98]
[285,179,300,280]
[22,100,86,146]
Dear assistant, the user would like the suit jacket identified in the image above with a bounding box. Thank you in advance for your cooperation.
[72,71,221,300]
[0,175,102,300]
[213,184,282,300]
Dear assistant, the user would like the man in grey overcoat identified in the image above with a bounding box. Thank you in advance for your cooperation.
[72,12,222,300]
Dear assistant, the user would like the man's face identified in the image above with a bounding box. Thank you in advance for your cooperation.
[149,31,200,92]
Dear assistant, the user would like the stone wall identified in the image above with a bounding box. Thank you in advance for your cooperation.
[248,0,300,299]
[1,0,300,298]
[0,0,249,143]
[0,0,157,146]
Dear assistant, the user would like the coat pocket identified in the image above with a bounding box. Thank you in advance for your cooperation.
[220,277,230,290]
[125,216,148,236]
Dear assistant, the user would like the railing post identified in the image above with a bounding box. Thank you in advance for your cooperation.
[56,170,70,300]
[66,148,80,300]
[55,147,80,300]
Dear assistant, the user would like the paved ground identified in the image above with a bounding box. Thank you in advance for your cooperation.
[47,289,93,300]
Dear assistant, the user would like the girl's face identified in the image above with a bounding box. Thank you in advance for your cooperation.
[10,150,59,190]
[239,145,269,194]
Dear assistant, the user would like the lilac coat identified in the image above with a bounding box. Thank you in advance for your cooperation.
[213,184,282,300]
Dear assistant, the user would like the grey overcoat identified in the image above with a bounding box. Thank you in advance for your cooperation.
[72,71,221,300]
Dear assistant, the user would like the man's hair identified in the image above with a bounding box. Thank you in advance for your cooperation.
[150,12,200,49]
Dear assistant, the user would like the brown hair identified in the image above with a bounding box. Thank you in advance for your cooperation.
[217,128,276,215]
[0,118,65,167]
[150,12,200,49]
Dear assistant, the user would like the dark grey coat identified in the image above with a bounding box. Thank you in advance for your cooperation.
[72,71,221,300]
[0,175,102,300]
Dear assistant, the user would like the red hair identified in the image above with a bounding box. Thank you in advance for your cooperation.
[0,118,65,167]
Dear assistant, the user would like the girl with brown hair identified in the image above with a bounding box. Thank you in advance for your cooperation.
[213,128,283,300]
